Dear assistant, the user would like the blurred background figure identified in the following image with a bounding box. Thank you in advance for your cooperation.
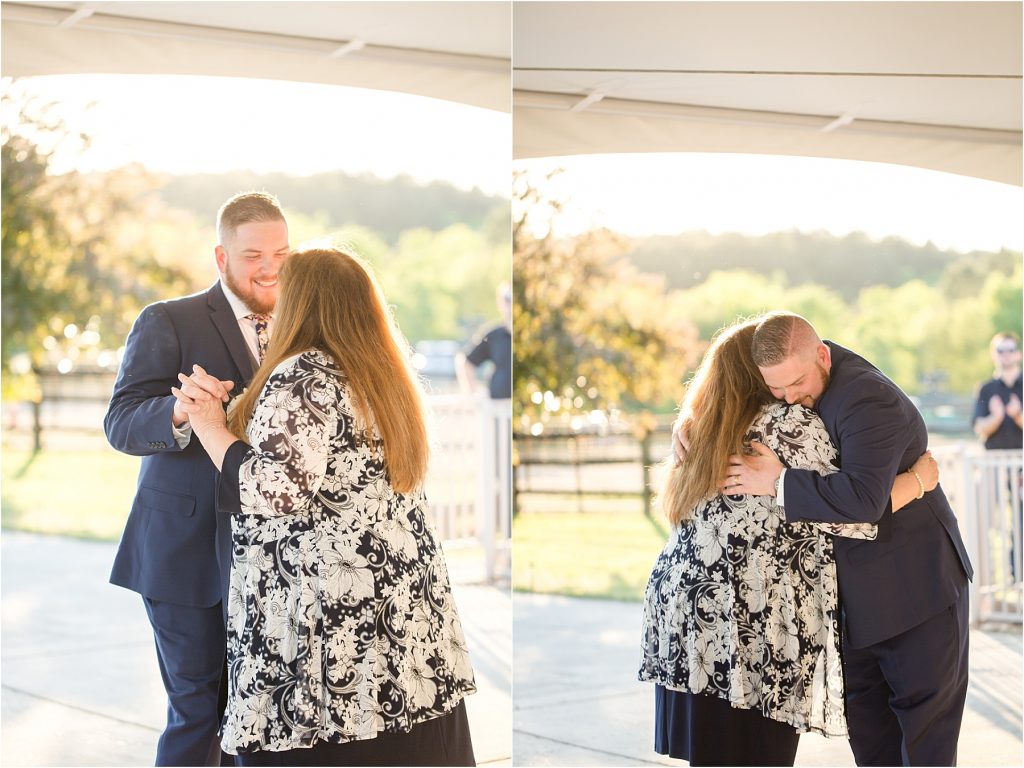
[457,283,512,400]
[973,332,1023,583]
[974,332,1023,450]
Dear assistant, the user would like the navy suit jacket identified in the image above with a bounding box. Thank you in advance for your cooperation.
[105,282,255,607]
[782,342,973,648]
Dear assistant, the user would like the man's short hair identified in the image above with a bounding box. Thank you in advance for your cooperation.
[751,311,822,367]
[216,191,285,245]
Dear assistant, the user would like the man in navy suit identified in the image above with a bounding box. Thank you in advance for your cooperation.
[712,311,973,766]
[105,191,289,766]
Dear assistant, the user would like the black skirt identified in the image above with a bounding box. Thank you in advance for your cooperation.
[234,699,475,767]
[654,686,799,767]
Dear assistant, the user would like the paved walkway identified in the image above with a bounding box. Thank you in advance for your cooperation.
[513,593,1023,767]
[1,532,511,767]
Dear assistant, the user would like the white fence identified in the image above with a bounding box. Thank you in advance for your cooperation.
[425,395,512,583]
[933,444,1023,625]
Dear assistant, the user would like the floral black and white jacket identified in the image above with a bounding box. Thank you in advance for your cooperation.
[219,350,476,754]
[639,402,875,737]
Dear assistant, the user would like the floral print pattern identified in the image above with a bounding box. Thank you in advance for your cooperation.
[639,403,875,737]
[220,350,476,754]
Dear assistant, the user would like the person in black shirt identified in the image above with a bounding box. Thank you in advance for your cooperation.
[974,332,1023,449]
[457,283,512,400]
[973,331,1023,582]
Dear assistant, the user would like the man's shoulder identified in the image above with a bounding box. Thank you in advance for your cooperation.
[826,342,907,409]
[161,284,218,311]
[976,377,1001,398]
[142,284,218,318]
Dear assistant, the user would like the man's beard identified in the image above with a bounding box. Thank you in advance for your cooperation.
[811,363,831,408]
[223,263,275,315]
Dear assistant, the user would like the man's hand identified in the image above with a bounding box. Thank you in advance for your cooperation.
[170,365,233,433]
[723,442,784,496]
[171,365,234,427]
[1007,394,1022,421]
[989,394,1007,422]
[671,421,690,466]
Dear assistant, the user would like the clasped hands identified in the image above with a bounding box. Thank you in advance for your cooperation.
[171,364,234,436]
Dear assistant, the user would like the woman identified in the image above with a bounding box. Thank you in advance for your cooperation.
[172,247,476,766]
[638,319,937,767]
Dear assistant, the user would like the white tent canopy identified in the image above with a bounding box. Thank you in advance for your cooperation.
[1,1,510,113]
[514,2,1022,184]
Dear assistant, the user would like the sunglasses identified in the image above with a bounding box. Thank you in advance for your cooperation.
[997,346,1019,354]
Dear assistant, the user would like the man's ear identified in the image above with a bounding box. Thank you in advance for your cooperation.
[817,342,832,370]
[214,245,227,274]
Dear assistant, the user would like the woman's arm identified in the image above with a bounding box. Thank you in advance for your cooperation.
[173,356,339,516]
[890,451,939,512]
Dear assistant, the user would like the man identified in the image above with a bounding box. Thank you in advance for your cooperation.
[105,191,289,766]
[675,311,973,766]
[973,331,1023,581]
[973,331,1023,449]
[456,282,512,400]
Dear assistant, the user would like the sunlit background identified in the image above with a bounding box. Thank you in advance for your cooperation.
[518,153,1023,252]
[511,150,1022,614]
[3,73,511,397]
[513,153,1022,431]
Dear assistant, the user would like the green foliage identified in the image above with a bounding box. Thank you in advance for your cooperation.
[1,94,193,375]
[517,166,1020,407]
[380,224,509,343]
[513,176,699,421]
[157,171,507,245]
[627,229,998,300]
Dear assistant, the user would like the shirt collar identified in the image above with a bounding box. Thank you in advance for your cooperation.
[219,279,273,321]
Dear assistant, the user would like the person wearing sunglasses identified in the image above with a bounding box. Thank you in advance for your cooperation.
[974,332,1023,448]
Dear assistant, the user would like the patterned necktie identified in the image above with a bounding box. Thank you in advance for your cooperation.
[248,314,270,363]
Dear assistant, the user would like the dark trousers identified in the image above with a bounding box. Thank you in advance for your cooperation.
[144,597,231,767]
[234,699,475,766]
[843,583,970,766]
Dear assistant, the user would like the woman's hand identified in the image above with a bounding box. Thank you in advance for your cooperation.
[170,365,240,471]
[891,450,939,512]
[171,365,230,437]
[910,450,939,493]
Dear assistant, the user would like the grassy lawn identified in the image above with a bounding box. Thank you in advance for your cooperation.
[513,504,670,602]
[2,447,139,541]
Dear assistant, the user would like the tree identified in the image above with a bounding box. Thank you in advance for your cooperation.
[1,89,192,376]
[513,173,699,423]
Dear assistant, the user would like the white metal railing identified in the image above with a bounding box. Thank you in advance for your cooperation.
[933,444,1023,624]
[425,394,511,582]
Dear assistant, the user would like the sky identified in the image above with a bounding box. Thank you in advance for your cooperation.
[4,74,510,197]
[6,74,1021,252]
[515,154,1024,254]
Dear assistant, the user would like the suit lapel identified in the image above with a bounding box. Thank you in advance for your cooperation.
[207,282,256,386]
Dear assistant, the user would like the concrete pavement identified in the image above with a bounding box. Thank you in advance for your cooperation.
[513,593,1023,767]
[0,532,511,767]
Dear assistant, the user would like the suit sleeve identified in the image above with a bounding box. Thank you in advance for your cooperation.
[228,359,338,518]
[761,405,876,539]
[103,303,185,456]
[783,384,907,526]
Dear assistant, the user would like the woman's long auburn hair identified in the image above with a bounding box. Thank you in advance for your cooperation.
[227,247,428,493]
[661,319,773,525]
